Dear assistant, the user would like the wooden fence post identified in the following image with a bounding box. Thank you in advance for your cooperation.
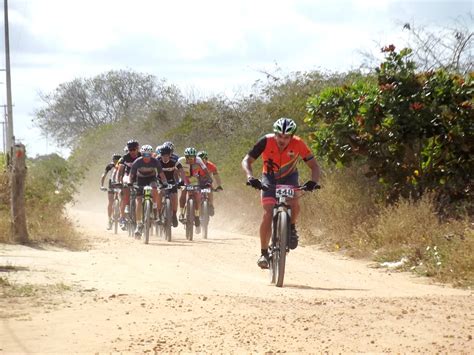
[11,143,28,243]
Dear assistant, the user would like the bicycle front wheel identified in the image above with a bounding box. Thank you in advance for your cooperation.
[164,198,172,242]
[186,199,194,241]
[113,198,120,234]
[143,200,151,244]
[201,200,209,239]
[275,211,289,287]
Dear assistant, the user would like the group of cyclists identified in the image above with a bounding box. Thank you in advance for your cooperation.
[100,140,223,238]
[101,117,321,270]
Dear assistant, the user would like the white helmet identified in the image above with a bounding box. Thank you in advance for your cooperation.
[140,144,154,155]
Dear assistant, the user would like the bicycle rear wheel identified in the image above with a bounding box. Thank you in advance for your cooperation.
[113,198,120,234]
[185,199,194,241]
[275,211,289,287]
[201,200,209,239]
[143,200,151,244]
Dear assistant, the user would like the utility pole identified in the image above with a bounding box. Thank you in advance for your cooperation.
[3,0,28,243]
[1,104,6,154]
[4,0,14,165]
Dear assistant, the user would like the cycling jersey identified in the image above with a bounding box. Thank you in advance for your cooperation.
[119,152,142,175]
[248,134,314,179]
[177,156,207,185]
[130,156,163,184]
[157,156,183,182]
[103,161,119,191]
[199,160,218,185]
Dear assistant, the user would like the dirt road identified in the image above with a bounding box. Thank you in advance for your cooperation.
[1,199,473,353]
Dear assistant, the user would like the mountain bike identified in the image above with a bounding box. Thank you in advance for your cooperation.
[181,185,201,241]
[157,184,175,242]
[137,184,154,244]
[248,182,313,287]
[111,183,122,234]
[200,186,212,239]
[126,185,137,238]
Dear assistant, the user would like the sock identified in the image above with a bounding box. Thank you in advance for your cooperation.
[180,207,184,215]
[153,203,157,209]
[261,249,269,256]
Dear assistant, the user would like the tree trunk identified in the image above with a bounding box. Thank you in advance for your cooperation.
[10,143,28,243]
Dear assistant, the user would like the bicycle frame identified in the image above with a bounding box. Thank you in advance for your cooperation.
[200,186,212,239]
[141,185,154,244]
[158,184,175,241]
[183,185,201,241]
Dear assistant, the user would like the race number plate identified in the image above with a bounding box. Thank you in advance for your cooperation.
[185,185,197,191]
[275,185,295,198]
[201,188,211,193]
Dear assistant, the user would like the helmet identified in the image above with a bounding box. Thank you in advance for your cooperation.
[160,146,172,156]
[112,153,122,161]
[127,139,139,150]
[184,147,197,157]
[197,150,208,160]
[273,117,297,135]
[140,144,154,156]
[162,141,175,152]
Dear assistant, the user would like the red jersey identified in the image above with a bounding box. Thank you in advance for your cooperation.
[248,134,314,178]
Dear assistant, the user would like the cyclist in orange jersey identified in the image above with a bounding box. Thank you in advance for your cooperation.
[241,117,320,269]
[197,150,223,216]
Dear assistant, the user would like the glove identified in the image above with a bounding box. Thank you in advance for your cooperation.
[100,186,107,191]
[302,180,320,191]
[247,177,263,190]
[215,186,223,192]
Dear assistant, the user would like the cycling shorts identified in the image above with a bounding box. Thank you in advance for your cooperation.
[261,171,299,205]
[135,177,157,197]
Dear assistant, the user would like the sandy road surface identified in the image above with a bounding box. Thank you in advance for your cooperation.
[1,202,473,353]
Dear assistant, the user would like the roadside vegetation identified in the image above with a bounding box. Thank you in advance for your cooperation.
[2,21,471,286]
[0,153,85,249]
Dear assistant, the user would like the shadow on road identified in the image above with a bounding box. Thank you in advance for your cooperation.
[284,284,369,292]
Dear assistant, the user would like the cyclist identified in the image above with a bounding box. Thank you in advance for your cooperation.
[100,153,122,230]
[197,150,223,216]
[117,139,141,230]
[156,145,186,227]
[155,141,180,161]
[241,117,321,269]
[130,144,168,237]
[177,147,211,233]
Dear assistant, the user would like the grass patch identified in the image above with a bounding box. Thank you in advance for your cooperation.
[0,277,72,298]
[302,166,474,288]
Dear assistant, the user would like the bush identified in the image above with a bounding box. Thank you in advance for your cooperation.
[306,46,473,213]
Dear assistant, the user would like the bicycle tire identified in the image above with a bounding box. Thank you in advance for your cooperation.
[113,198,120,234]
[201,200,209,239]
[275,211,289,287]
[186,198,194,241]
[164,198,172,242]
[143,199,151,244]
[128,198,136,238]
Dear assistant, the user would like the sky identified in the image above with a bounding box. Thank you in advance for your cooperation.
[0,0,472,157]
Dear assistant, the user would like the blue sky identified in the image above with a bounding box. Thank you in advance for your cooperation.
[0,0,472,157]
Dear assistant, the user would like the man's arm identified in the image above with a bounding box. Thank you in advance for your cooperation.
[305,157,321,184]
[241,154,256,179]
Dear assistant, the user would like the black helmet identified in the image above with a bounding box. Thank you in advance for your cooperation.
[127,139,139,149]
[112,154,122,161]
[160,146,172,156]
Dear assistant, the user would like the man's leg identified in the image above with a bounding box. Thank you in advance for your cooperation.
[257,204,273,269]
[288,198,300,249]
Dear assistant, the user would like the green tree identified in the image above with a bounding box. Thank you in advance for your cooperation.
[306,46,473,211]
[34,70,179,146]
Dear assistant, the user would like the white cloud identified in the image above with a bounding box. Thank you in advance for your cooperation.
[1,0,470,157]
